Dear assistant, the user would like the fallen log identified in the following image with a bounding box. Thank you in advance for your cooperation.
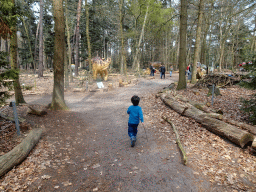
[0,128,43,177]
[160,93,254,148]
[162,116,187,165]
[223,118,256,135]
[174,95,220,115]
[27,106,47,116]
[172,95,223,120]
[0,113,26,123]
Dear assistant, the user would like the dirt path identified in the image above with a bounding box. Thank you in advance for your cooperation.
[19,74,224,191]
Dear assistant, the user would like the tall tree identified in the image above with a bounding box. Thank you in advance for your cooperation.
[85,0,92,71]
[10,0,26,104]
[191,0,204,84]
[38,0,44,77]
[119,0,126,74]
[33,21,40,72]
[177,0,187,90]
[132,3,149,72]
[74,0,82,76]
[51,0,68,110]
[64,0,70,87]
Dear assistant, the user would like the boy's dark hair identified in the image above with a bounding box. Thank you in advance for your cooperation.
[131,95,140,106]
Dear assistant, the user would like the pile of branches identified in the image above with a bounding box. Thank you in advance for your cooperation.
[193,74,241,88]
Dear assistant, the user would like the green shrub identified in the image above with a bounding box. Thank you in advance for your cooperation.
[0,51,19,105]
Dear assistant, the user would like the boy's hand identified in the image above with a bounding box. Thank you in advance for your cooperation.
[141,122,144,125]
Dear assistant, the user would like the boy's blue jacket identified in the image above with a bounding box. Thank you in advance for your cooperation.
[127,105,144,124]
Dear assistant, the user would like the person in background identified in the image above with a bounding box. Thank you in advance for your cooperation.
[159,64,166,79]
[186,65,190,76]
[150,65,154,76]
[170,65,173,77]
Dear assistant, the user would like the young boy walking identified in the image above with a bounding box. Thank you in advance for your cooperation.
[127,95,144,147]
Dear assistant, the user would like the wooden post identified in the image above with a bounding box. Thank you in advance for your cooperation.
[11,101,20,136]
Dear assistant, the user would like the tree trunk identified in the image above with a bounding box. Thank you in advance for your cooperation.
[177,0,187,90]
[21,17,34,70]
[33,21,40,72]
[191,0,204,84]
[160,94,254,148]
[218,2,224,72]
[74,0,82,76]
[10,6,26,104]
[51,0,68,110]
[38,0,44,77]
[200,10,210,68]
[85,0,92,72]
[119,0,126,75]
[64,40,69,88]
[65,9,73,83]
[0,128,43,177]
[64,0,70,87]
[132,4,149,72]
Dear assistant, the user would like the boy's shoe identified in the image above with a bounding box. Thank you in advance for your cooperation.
[131,137,136,147]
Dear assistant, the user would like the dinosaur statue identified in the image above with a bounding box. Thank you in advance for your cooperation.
[92,57,111,81]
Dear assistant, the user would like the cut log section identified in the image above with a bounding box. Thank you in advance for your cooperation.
[27,105,47,116]
[160,93,254,148]
[252,138,256,150]
[0,128,43,177]
[162,116,187,165]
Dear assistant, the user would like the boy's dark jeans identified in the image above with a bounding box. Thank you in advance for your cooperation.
[128,123,138,140]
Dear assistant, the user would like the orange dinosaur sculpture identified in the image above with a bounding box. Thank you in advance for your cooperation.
[92,57,111,81]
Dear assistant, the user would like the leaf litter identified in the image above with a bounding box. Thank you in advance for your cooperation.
[142,83,256,190]
[0,74,256,191]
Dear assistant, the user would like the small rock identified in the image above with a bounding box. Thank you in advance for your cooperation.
[92,164,100,169]
[41,175,51,179]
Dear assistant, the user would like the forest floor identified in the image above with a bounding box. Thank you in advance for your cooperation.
[0,70,256,191]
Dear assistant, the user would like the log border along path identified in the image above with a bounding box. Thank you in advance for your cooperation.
[20,74,227,191]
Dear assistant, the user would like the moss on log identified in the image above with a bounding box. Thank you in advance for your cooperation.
[0,128,43,177]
